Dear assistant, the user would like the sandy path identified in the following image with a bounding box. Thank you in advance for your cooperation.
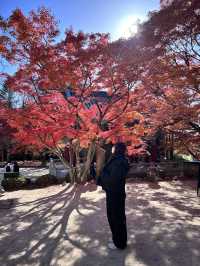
[0,180,200,266]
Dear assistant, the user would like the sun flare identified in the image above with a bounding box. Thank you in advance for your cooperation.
[116,15,142,39]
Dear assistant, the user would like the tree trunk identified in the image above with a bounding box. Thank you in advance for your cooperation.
[80,140,96,182]
[1,150,4,162]
[96,145,106,177]
[6,148,10,162]
[56,140,99,183]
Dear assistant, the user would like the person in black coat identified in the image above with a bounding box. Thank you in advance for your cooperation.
[99,142,129,249]
[13,161,19,173]
[5,163,11,172]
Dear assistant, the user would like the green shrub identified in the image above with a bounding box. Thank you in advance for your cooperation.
[2,174,66,191]
[35,175,55,187]
[4,172,20,178]
[2,177,26,191]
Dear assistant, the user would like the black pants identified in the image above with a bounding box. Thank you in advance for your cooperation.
[106,191,127,249]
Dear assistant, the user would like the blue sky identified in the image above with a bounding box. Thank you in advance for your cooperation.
[1,0,160,40]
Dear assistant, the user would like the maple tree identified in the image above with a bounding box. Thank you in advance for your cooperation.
[2,1,198,180]
[132,0,200,159]
[0,8,148,182]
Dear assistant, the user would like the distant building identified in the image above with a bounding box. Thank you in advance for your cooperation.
[63,87,114,109]
[141,130,174,162]
[160,0,174,8]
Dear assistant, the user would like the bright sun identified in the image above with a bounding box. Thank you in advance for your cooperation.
[116,15,142,40]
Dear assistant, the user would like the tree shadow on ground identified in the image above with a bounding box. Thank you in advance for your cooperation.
[0,183,105,266]
[0,198,17,209]
[0,180,200,266]
[125,180,200,266]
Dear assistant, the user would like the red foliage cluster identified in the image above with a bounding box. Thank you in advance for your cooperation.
[0,8,148,159]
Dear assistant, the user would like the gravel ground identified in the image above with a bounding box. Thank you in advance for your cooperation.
[19,168,49,177]
[0,167,49,175]
[0,179,200,266]
[0,168,49,180]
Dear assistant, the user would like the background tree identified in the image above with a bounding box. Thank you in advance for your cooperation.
[132,0,200,159]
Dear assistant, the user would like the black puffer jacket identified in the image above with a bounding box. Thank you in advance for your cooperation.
[99,155,129,193]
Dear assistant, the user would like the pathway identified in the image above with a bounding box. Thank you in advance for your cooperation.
[0,180,200,266]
